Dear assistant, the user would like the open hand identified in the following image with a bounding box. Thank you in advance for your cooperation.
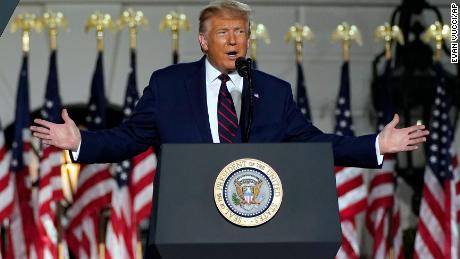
[379,114,429,154]
[30,109,81,151]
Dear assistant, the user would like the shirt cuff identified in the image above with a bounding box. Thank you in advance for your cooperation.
[71,141,82,161]
[375,134,384,165]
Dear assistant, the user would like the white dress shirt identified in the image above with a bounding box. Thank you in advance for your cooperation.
[73,57,383,164]
[205,58,243,143]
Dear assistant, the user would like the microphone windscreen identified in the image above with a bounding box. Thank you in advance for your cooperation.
[235,57,249,78]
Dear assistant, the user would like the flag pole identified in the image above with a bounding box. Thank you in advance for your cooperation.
[117,8,148,51]
[159,11,189,64]
[10,13,43,54]
[374,22,405,259]
[42,11,68,258]
[250,22,270,64]
[285,23,314,64]
[117,9,148,258]
[85,11,115,52]
[10,14,42,160]
[422,21,451,63]
[85,12,114,259]
[374,23,404,61]
[331,22,362,62]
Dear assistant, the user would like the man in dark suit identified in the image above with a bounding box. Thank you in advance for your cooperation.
[31,0,428,168]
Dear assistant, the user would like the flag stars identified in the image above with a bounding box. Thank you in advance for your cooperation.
[433,110,440,116]
[344,110,351,117]
[338,97,345,105]
[441,137,447,143]
[430,145,438,152]
[86,116,92,123]
[431,133,438,140]
[41,110,48,119]
[12,142,17,148]
[94,117,102,124]
[122,160,130,168]
[435,98,441,105]
[11,159,17,167]
[124,108,132,116]
[46,100,53,108]
[340,120,347,128]
[301,108,306,114]
[432,121,439,128]
[89,104,96,111]
[430,156,437,163]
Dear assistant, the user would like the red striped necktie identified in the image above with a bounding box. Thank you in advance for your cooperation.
[217,74,239,143]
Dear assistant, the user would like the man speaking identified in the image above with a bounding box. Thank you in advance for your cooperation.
[31,1,428,173]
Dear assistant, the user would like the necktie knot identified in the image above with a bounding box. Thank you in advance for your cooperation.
[218,74,230,84]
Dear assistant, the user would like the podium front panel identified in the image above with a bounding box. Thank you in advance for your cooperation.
[148,143,341,259]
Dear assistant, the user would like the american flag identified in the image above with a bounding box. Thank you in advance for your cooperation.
[333,61,367,259]
[106,49,156,259]
[365,60,403,259]
[0,116,12,228]
[105,161,137,259]
[296,62,312,122]
[66,51,115,258]
[0,118,12,259]
[414,63,459,259]
[6,53,42,259]
[38,50,64,258]
[66,213,99,259]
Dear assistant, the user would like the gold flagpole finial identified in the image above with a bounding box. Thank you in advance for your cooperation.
[42,10,68,50]
[374,22,404,60]
[250,22,270,61]
[117,9,148,49]
[85,11,115,51]
[159,11,190,54]
[331,22,362,62]
[422,21,450,62]
[285,23,315,63]
[10,13,43,53]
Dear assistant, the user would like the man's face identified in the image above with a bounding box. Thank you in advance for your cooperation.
[199,14,249,74]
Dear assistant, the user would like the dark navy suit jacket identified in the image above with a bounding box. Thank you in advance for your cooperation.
[76,56,380,168]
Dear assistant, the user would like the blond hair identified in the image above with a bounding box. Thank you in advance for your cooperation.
[199,0,252,33]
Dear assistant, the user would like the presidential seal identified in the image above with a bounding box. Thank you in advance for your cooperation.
[214,158,283,227]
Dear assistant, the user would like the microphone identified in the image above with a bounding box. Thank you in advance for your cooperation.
[235,57,251,78]
[235,57,253,142]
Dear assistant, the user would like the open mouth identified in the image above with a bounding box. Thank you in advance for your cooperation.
[226,51,238,59]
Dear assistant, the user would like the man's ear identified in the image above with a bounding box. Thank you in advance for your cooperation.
[198,33,208,52]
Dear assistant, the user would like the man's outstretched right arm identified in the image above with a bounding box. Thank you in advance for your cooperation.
[31,76,159,164]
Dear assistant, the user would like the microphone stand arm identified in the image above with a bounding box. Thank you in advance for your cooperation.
[245,58,254,143]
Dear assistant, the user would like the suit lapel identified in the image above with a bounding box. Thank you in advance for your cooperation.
[185,57,213,142]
